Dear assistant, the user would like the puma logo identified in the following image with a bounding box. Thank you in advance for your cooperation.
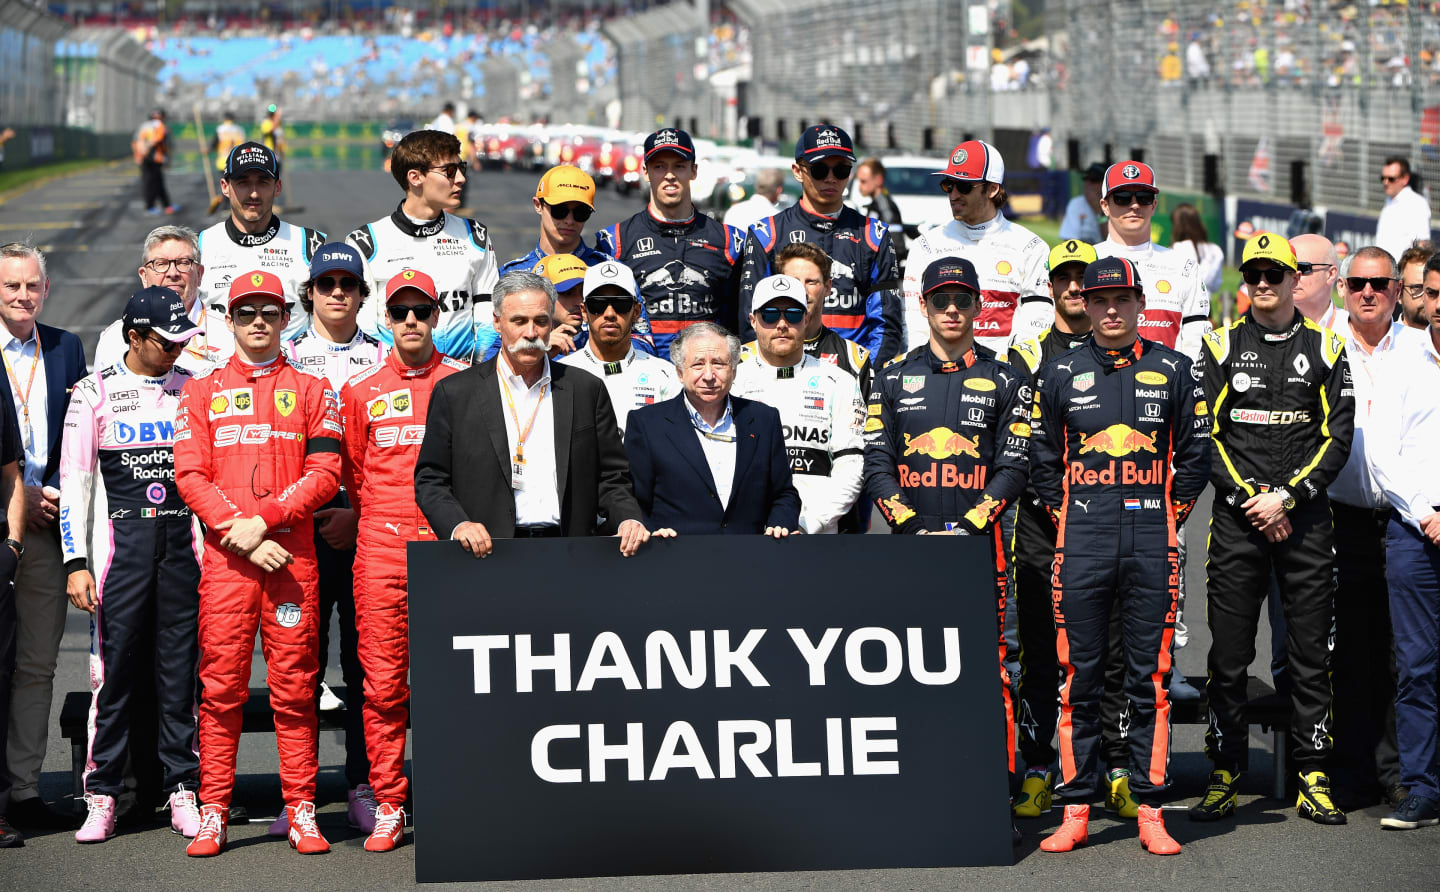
[1162,357,1179,370]
[385,522,402,536]
[1057,362,1073,372]
[1073,499,1090,513]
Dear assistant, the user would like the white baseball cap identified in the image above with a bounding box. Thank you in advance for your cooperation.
[582,260,639,299]
[751,274,807,308]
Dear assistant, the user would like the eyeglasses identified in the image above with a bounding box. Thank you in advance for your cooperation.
[926,291,976,311]
[1242,267,1288,286]
[940,179,978,195]
[144,257,198,273]
[428,163,465,180]
[387,303,438,322]
[1107,190,1156,207]
[806,162,852,181]
[1296,262,1333,276]
[756,305,806,325]
[545,201,593,222]
[231,305,284,325]
[583,295,636,316]
[1345,276,1395,293]
[145,333,186,353]
[316,275,359,292]
[1402,283,1426,298]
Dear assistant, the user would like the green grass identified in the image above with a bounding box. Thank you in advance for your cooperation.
[0,158,115,196]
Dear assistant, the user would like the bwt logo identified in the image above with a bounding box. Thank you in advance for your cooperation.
[113,421,175,444]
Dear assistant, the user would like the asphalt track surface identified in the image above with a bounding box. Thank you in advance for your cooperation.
[0,160,1436,889]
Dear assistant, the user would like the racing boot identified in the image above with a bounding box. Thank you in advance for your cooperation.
[364,803,405,853]
[1189,769,1240,821]
[286,801,331,854]
[1106,768,1140,818]
[268,806,289,837]
[186,804,228,857]
[1013,768,1054,819]
[168,784,202,838]
[348,784,379,833]
[1296,771,1347,825]
[75,793,116,843]
[1137,805,1181,855]
[1040,804,1090,853]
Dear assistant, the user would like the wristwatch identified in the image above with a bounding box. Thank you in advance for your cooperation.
[1274,488,1297,512]
[4,538,23,557]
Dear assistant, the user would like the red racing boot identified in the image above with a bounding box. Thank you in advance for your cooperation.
[1040,803,1090,853]
[1138,805,1181,855]
[364,803,405,853]
[286,801,331,854]
[185,804,228,857]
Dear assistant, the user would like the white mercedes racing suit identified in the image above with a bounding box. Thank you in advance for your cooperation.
[901,215,1052,354]
[197,216,327,342]
[733,353,865,534]
[1092,239,1211,360]
[556,342,680,434]
[346,206,499,361]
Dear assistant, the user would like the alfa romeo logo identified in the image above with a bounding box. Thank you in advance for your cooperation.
[1122,164,1140,179]
[952,149,968,166]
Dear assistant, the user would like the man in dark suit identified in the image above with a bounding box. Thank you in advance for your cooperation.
[625,321,799,536]
[416,271,655,557]
[0,242,87,829]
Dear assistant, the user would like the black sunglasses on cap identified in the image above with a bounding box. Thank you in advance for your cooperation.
[1107,190,1156,207]
[940,179,978,195]
[584,295,636,316]
[1242,267,1288,286]
[545,201,593,222]
[806,162,852,181]
[387,304,438,322]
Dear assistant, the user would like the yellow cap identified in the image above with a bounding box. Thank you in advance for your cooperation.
[1239,232,1297,271]
[1048,238,1098,272]
[535,165,596,208]
[532,253,588,291]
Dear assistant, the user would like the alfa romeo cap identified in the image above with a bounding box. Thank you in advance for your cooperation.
[932,140,1005,184]
[1102,160,1157,198]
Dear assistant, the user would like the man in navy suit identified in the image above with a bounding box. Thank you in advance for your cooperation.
[625,321,800,536]
[0,242,87,829]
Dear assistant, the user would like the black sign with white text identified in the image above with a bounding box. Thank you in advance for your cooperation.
[408,536,1011,883]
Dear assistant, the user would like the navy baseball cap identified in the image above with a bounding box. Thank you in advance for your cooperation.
[794,124,855,163]
[643,128,696,162]
[921,257,981,296]
[1080,256,1145,294]
[308,243,364,280]
[123,286,201,342]
[224,141,280,179]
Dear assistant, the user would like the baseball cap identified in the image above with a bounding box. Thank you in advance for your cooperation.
[223,141,280,179]
[227,270,287,310]
[123,286,201,342]
[921,257,981,295]
[1082,162,1107,183]
[1239,232,1298,271]
[794,124,855,163]
[1102,160,1157,198]
[583,260,640,299]
[308,243,363,280]
[643,128,696,162]
[384,269,439,303]
[751,274,807,308]
[535,165,596,208]
[1048,239,1099,273]
[1080,256,1144,294]
[533,254,588,292]
[932,140,1006,184]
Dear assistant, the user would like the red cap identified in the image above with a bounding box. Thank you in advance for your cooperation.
[1102,161,1157,198]
[384,268,438,303]
[931,140,1005,183]
[227,270,286,310]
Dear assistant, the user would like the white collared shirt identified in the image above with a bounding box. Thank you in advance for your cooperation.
[1329,317,1425,508]
[684,393,736,509]
[1375,185,1433,265]
[2,327,47,486]
[1368,331,1440,529]
[499,354,560,527]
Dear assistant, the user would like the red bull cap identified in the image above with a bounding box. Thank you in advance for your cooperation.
[1080,256,1144,295]
[921,256,981,296]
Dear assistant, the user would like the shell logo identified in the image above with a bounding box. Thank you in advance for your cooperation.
[995,260,1012,276]
[210,395,229,414]
[1156,279,1172,294]
[369,399,388,418]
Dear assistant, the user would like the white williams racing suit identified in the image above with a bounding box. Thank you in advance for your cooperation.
[733,353,865,534]
[197,215,327,341]
[557,343,680,434]
[346,205,498,361]
[901,215,1052,354]
[1093,239,1211,359]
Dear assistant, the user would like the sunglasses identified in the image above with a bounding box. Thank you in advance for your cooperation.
[583,295,636,316]
[428,162,465,180]
[1345,276,1395,293]
[316,275,359,292]
[387,303,438,322]
[1381,174,1403,184]
[232,305,284,325]
[1242,267,1288,286]
[940,179,978,195]
[545,201,593,222]
[146,334,186,354]
[1107,190,1156,207]
[756,305,806,325]
[1296,262,1333,276]
[806,162,852,181]
[926,291,976,311]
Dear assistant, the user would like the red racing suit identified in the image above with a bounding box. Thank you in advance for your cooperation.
[174,355,342,808]
[340,349,468,806]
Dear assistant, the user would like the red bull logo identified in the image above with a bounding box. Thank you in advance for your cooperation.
[1069,458,1168,486]
[903,426,980,460]
[877,493,916,525]
[963,494,1002,529]
[1076,423,1158,457]
[900,463,988,489]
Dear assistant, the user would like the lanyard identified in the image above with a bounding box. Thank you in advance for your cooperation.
[2,338,41,446]
[499,373,547,465]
